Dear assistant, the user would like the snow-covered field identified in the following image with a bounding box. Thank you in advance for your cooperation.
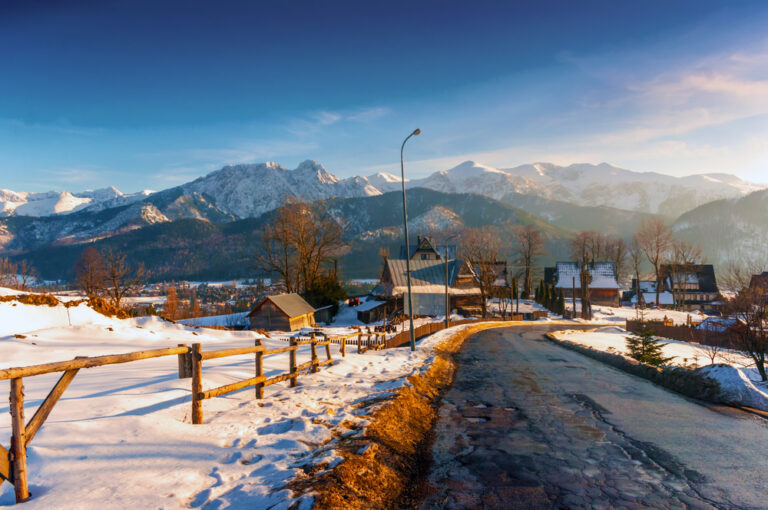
[551,327,768,411]
[563,302,708,326]
[0,293,470,508]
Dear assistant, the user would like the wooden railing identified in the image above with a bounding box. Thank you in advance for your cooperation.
[0,333,342,504]
[273,331,387,354]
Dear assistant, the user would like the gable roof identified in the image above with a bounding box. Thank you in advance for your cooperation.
[399,237,457,260]
[554,261,620,290]
[660,264,718,293]
[247,293,315,318]
[374,258,478,297]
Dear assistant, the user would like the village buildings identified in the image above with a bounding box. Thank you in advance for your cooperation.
[546,261,621,306]
[247,293,316,331]
[371,236,485,316]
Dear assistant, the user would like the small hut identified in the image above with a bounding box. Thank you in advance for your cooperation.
[247,294,316,331]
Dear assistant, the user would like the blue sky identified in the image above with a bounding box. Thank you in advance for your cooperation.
[2,0,768,192]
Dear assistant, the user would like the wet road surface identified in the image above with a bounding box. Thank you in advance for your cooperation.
[423,326,768,509]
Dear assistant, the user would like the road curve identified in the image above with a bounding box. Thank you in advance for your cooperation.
[423,326,768,509]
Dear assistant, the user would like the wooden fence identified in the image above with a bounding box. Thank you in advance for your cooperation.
[0,318,527,504]
[625,320,734,348]
[0,332,347,504]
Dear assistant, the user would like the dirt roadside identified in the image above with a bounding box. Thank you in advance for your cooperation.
[288,322,514,509]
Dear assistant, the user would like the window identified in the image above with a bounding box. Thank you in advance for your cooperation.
[421,254,428,260]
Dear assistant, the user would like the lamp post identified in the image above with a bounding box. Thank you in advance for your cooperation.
[443,233,459,328]
[401,128,421,351]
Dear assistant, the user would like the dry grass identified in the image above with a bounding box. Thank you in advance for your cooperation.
[0,293,130,319]
[295,323,511,509]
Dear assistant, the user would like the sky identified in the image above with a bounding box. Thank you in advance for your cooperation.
[1,0,768,192]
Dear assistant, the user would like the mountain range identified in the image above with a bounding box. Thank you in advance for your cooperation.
[1,159,765,279]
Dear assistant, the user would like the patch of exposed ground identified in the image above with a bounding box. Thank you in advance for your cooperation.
[287,323,512,509]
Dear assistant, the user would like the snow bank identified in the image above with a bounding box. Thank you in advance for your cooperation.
[0,296,474,508]
[697,364,768,410]
[552,328,768,412]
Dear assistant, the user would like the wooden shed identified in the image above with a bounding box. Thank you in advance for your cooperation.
[247,294,316,331]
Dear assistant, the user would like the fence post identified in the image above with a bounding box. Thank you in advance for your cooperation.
[357,332,363,354]
[325,340,332,362]
[255,338,264,399]
[340,336,346,357]
[10,377,30,503]
[177,343,191,379]
[310,333,319,373]
[191,343,203,425]
[289,337,298,387]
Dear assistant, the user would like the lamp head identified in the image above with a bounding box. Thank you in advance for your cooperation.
[412,128,421,136]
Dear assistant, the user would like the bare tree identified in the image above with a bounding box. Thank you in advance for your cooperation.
[164,285,179,320]
[103,248,145,309]
[75,247,107,297]
[628,239,645,309]
[605,237,628,284]
[727,285,768,381]
[258,198,344,293]
[634,218,672,307]
[514,225,545,299]
[570,232,595,319]
[461,227,501,318]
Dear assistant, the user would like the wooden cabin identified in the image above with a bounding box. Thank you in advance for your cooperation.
[247,294,316,331]
[551,261,621,306]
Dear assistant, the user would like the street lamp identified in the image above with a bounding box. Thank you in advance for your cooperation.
[443,233,459,328]
[401,128,421,351]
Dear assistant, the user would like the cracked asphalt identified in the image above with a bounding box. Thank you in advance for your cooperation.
[423,326,768,509]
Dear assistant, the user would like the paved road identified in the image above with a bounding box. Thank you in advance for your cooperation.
[423,326,768,509]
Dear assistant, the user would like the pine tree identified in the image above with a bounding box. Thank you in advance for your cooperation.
[625,326,674,366]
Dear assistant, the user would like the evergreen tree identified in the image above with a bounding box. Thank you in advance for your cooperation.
[303,273,348,315]
[625,326,674,366]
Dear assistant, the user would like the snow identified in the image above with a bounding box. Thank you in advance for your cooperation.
[0,292,474,508]
[179,312,249,328]
[551,327,768,411]
[630,291,675,305]
[566,303,706,326]
[0,187,150,218]
[354,300,385,312]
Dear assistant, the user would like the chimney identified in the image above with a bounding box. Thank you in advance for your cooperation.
[417,235,422,244]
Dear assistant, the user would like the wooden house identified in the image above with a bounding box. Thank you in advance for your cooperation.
[371,258,481,315]
[551,261,621,306]
[399,235,457,261]
[659,264,721,311]
[247,293,316,331]
[355,299,387,324]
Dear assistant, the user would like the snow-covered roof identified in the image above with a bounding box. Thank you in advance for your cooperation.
[696,317,740,332]
[554,262,620,290]
[355,299,386,312]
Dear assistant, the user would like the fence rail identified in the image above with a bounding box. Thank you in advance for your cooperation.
[0,316,536,504]
[0,332,345,504]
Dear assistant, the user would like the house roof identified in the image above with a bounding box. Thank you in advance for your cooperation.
[399,241,457,260]
[660,264,718,293]
[374,258,479,297]
[554,261,620,290]
[750,272,768,289]
[355,299,386,312]
[247,293,316,318]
